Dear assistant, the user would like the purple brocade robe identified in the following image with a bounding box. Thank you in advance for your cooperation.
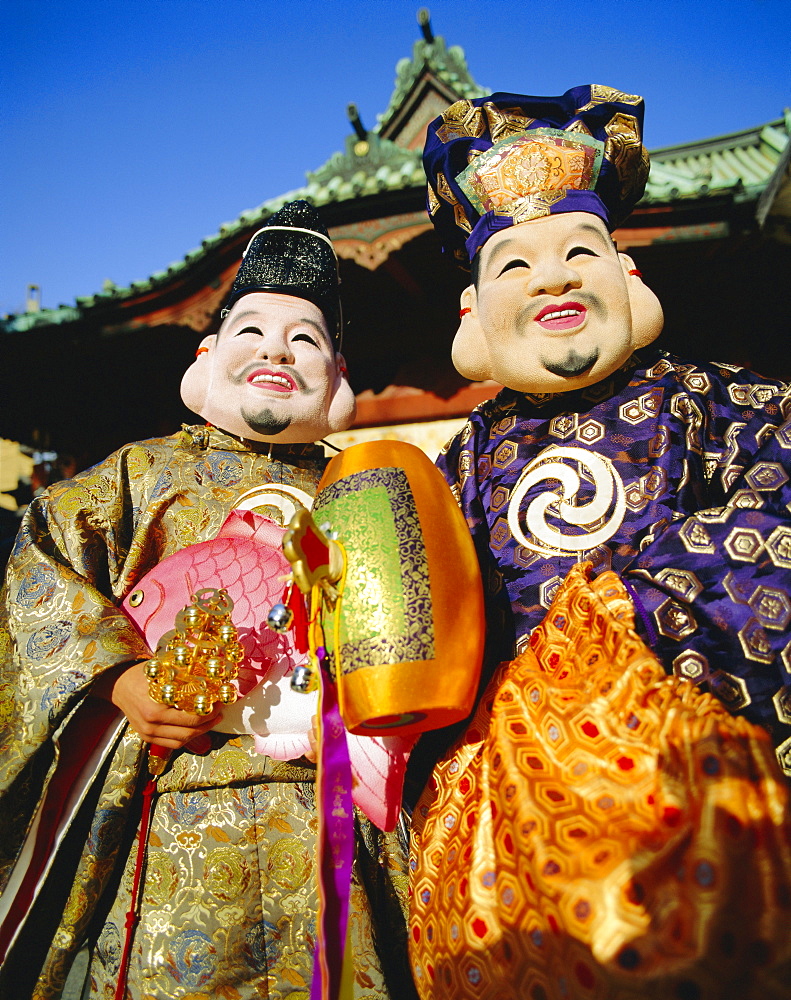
[436,348,791,773]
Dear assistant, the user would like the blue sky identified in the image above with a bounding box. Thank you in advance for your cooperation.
[2,0,789,316]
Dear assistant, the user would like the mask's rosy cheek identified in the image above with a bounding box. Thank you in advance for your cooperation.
[180,348,213,416]
[326,378,356,433]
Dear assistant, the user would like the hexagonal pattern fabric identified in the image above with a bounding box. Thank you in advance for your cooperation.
[409,564,791,1000]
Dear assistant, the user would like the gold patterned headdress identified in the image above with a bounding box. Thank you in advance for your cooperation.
[422,85,650,263]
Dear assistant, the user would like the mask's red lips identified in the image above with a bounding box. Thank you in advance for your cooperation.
[246,368,297,392]
[534,301,587,331]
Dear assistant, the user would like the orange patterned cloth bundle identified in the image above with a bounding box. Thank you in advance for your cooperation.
[409,563,791,1000]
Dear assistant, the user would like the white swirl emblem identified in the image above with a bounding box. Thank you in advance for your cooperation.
[507,445,626,555]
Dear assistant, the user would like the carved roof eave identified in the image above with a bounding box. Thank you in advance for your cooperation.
[0,142,430,332]
[3,113,787,335]
[0,175,430,334]
[757,112,791,241]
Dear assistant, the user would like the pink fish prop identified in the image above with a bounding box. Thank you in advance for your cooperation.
[121,509,413,830]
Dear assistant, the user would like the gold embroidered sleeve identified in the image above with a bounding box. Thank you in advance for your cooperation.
[0,459,151,801]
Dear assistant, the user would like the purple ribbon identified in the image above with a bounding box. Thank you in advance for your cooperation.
[310,648,354,1000]
[622,576,659,648]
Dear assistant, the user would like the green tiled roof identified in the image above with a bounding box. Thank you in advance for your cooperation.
[3,35,788,333]
[3,305,81,333]
[60,32,479,312]
[375,34,488,134]
[304,134,425,205]
[643,118,790,203]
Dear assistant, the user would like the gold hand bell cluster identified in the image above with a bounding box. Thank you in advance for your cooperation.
[144,587,244,715]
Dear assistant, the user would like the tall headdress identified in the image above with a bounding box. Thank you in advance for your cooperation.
[422,84,650,264]
[223,199,341,344]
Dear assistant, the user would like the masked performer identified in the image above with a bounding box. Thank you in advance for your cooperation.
[408,88,791,999]
[0,201,416,1000]
[421,84,791,768]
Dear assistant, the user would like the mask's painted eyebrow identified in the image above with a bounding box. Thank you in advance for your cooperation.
[568,222,614,250]
[288,317,333,349]
[292,317,326,336]
[481,236,526,275]
[482,220,615,275]
[225,310,261,328]
[221,311,331,346]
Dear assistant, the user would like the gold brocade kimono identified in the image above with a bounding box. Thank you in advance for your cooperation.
[0,425,415,1000]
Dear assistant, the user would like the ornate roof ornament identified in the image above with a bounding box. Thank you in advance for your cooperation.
[376,13,488,141]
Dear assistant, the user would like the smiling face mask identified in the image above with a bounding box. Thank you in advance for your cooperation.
[181,291,355,443]
[452,213,663,394]
[180,199,355,442]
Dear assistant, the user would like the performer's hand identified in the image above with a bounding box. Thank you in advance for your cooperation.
[92,661,222,749]
[305,714,319,764]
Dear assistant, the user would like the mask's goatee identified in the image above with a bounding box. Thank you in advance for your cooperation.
[242,407,291,436]
[542,347,599,378]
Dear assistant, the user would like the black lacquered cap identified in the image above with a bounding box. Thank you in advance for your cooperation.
[223,200,340,344]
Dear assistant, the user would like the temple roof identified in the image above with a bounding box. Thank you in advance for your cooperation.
[4,26,789,335]
[375,28,488,147]
[645,115,791,204]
